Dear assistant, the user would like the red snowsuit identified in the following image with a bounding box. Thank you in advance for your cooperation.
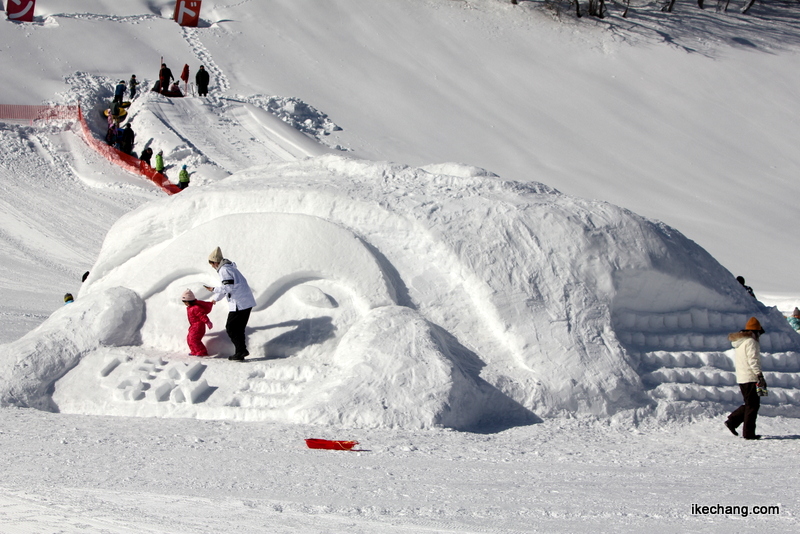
[186,300,214,356]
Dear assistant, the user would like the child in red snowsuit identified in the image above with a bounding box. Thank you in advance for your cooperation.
[182,289,214,356]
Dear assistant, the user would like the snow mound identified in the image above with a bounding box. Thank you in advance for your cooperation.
[2,154,799,428]
[0,287,143,411]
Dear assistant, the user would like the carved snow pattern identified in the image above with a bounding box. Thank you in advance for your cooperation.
[100,355,213,405]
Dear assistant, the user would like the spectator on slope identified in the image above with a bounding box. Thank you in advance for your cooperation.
[737,276,756,299]
[724,317,766,440]
[155,150,165,174]
[788,308,800,333]
[139,147,153,167]
[113,80,126,104]
[159,63,174,95]
[105,122,118,146]
[120,124,135,155]
[81,271,89,283]
[64,293,74,305]
[178,165,191,189]
[129,75,139,100]
[195,65,210,97]
[203,247,256,361]
[114,127,125,151]
[182,289,214,357]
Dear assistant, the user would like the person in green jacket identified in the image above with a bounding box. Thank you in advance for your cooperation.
[178,165,190,189]
[155,150,165,174]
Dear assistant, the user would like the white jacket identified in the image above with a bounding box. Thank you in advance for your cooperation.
[211,260,256,312]
[729,331,762,384]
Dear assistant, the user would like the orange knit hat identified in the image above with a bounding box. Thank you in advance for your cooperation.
[745,317,764,332]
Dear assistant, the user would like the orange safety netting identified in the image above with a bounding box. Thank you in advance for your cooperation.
[76,107,181,195]
[0,104,79,121]
[0,104,180,196]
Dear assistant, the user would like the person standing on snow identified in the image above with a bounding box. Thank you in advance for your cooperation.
[203,247,256,361]
[155,150,165,174]
[129,75,139,99]
[182,289,214,357]
[195,65,210,97]
[139,147,153,167]
[788,308,800,333]
[121,124,135,155]
[113,80,126,103]
[725,317,767,440]
[159,63,174,94]
[178,165,190,189]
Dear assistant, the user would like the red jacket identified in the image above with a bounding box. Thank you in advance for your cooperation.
[187,300,213,327]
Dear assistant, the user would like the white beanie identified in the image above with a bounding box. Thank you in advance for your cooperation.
[181,289,196,302]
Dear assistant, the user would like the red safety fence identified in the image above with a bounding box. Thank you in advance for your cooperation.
[0,104,180,196]
[76,107,181,195]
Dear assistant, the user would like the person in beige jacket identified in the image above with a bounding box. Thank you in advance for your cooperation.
[724,317,766,440]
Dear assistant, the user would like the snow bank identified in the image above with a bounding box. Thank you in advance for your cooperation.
[2,155,799,427]
[0,287,143,410]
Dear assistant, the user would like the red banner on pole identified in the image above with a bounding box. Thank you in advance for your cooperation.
[173,0,202,27]
[6,0,36,22]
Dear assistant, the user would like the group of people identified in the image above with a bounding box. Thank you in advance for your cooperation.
[105,119,136,155]
[182,247,255,361]
[157,63,211,97]
[114,76,139,103]
[137,148,191,188]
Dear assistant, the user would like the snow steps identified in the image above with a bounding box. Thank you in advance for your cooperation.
[615,309,797,352]
[101,355,213,405]
[638,350,800,407]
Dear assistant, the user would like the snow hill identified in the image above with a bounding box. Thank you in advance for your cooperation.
[3,136,800,429]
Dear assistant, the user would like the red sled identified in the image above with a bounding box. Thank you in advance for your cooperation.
[305,438,359,451]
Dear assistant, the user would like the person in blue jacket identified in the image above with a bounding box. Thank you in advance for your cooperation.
[204,247,256,361]
[113,80,126,103]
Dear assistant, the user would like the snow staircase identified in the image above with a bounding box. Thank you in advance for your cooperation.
[637,350,800,409]
[614,308,800,413]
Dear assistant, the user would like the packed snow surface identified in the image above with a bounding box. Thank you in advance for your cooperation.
[2,0,800,531]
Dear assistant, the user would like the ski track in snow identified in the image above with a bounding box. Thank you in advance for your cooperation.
[181,26,231,94]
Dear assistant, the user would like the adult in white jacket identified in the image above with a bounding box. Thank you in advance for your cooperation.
[724,317,766,440]
[204,247,257,361]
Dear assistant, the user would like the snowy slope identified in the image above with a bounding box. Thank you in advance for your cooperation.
[2,1,800,531]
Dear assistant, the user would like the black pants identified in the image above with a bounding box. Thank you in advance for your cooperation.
[198,84,208,96]
[727,382,760,438]
[226,307,252,356]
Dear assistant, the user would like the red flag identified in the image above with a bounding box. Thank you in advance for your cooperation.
[180,64,190,83]
[173,0,202,27]
[7,0,36,23]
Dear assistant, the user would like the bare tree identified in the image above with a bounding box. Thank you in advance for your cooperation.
[588,0,606,16]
